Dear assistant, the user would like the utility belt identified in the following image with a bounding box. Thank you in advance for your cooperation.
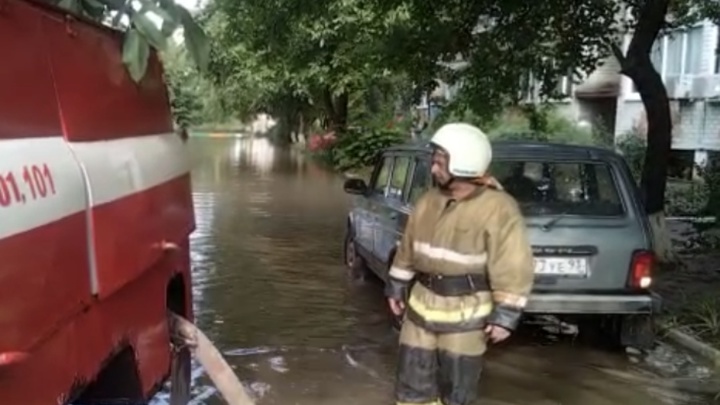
[415,272,489,297]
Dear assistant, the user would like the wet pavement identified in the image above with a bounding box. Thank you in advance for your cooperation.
[152,137,717,405]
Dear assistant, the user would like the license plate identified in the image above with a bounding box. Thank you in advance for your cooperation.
[534,257,589,276]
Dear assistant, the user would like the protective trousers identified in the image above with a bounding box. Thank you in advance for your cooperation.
[395,318,486,405]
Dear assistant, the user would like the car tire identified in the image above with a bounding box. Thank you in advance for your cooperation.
[586,314,655,351]
[577,314,655,351]
[344,225,371,280]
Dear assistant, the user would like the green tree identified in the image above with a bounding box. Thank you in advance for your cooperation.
[162,41,204,128]
[208,0,427,138]
[49,0,210,82]
[204,0,715,261]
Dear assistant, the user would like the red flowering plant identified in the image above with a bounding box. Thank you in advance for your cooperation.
[307,131,337,152]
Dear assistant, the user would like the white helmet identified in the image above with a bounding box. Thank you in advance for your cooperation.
[429,123,492,178]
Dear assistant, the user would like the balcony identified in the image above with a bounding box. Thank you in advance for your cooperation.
[573,55,622,99]
[688,75,720,100]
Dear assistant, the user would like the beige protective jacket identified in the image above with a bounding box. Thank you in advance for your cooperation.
[386,186,535,333]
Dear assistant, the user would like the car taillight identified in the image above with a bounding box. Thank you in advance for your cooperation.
[629,250,655,289]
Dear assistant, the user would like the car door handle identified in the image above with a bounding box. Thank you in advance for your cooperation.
[389,212,398,220]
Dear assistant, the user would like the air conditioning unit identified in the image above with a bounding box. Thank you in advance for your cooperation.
[691,75,720,99]
[666,75,692,99]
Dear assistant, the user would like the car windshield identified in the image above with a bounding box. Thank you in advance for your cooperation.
[490,160,625,217]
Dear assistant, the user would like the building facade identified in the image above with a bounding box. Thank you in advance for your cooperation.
[615,21,720,170]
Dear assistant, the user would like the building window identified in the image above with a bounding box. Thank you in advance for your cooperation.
[685,26,704,74]
[631,25,704,93]
[665,33,683,75]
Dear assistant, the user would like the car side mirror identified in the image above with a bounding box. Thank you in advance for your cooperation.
[343,178,368,195]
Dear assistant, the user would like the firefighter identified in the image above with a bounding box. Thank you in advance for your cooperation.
[385,123,535,405]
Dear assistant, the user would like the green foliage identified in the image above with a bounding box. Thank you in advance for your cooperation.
[381,0,623,119]
[492,110,595,145]
[665,182,709,217]
[122,28,150,82]
[166,75,202,129]
[698,155,720,219]
[51,0,210,82]
[177,6,211,71]
[615,133,718,217]
[615,133,647,183]
[328,128,407,171]
[429,107,491,133]
[430,106,596,146]
[162,40,233,128]
[671,293,720,346]
[206,0,429,136]
[349,73,416,130]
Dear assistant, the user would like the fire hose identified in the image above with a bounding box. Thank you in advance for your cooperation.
[168,313,256,405]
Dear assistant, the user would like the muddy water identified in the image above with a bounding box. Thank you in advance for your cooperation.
[152,137,716,405]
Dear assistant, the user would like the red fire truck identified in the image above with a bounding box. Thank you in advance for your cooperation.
[0,0,195,403]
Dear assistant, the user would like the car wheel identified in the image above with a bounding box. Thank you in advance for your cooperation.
[585,314,655,351]
[344,225,370,280]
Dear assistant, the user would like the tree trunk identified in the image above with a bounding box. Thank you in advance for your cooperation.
[297,112,305,144]
[612,0,677,262]
[636,70,676,262]
[333,92,349,134]
[274,110,294,145]
[321,87,349,134]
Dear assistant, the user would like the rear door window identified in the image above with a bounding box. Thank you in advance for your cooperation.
[492,160,624,216]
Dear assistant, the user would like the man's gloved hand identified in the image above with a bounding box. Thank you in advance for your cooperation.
[484,324,511,343]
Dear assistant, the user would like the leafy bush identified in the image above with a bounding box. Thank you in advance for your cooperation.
[615,133,719,217]
[487,109,597,146]
[665,181,709,217]
[429,106,489,133]
[431,106,598,145]
[325,127,407,171]
[615,133,645,183]
[698,155,720,219]
[670,293,720,347]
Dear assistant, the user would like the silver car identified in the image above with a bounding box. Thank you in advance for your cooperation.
[342,140,661,350]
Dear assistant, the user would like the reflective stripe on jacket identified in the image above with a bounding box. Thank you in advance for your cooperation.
[390,186,534,332]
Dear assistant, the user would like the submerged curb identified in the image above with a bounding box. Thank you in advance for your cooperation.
[662,325,720,367]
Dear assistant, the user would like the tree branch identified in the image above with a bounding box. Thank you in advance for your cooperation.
[321,87,337,123]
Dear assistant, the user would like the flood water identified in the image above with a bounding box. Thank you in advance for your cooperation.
[153,137,717,405]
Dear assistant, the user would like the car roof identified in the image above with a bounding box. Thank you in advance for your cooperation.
[385,139,623,161]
